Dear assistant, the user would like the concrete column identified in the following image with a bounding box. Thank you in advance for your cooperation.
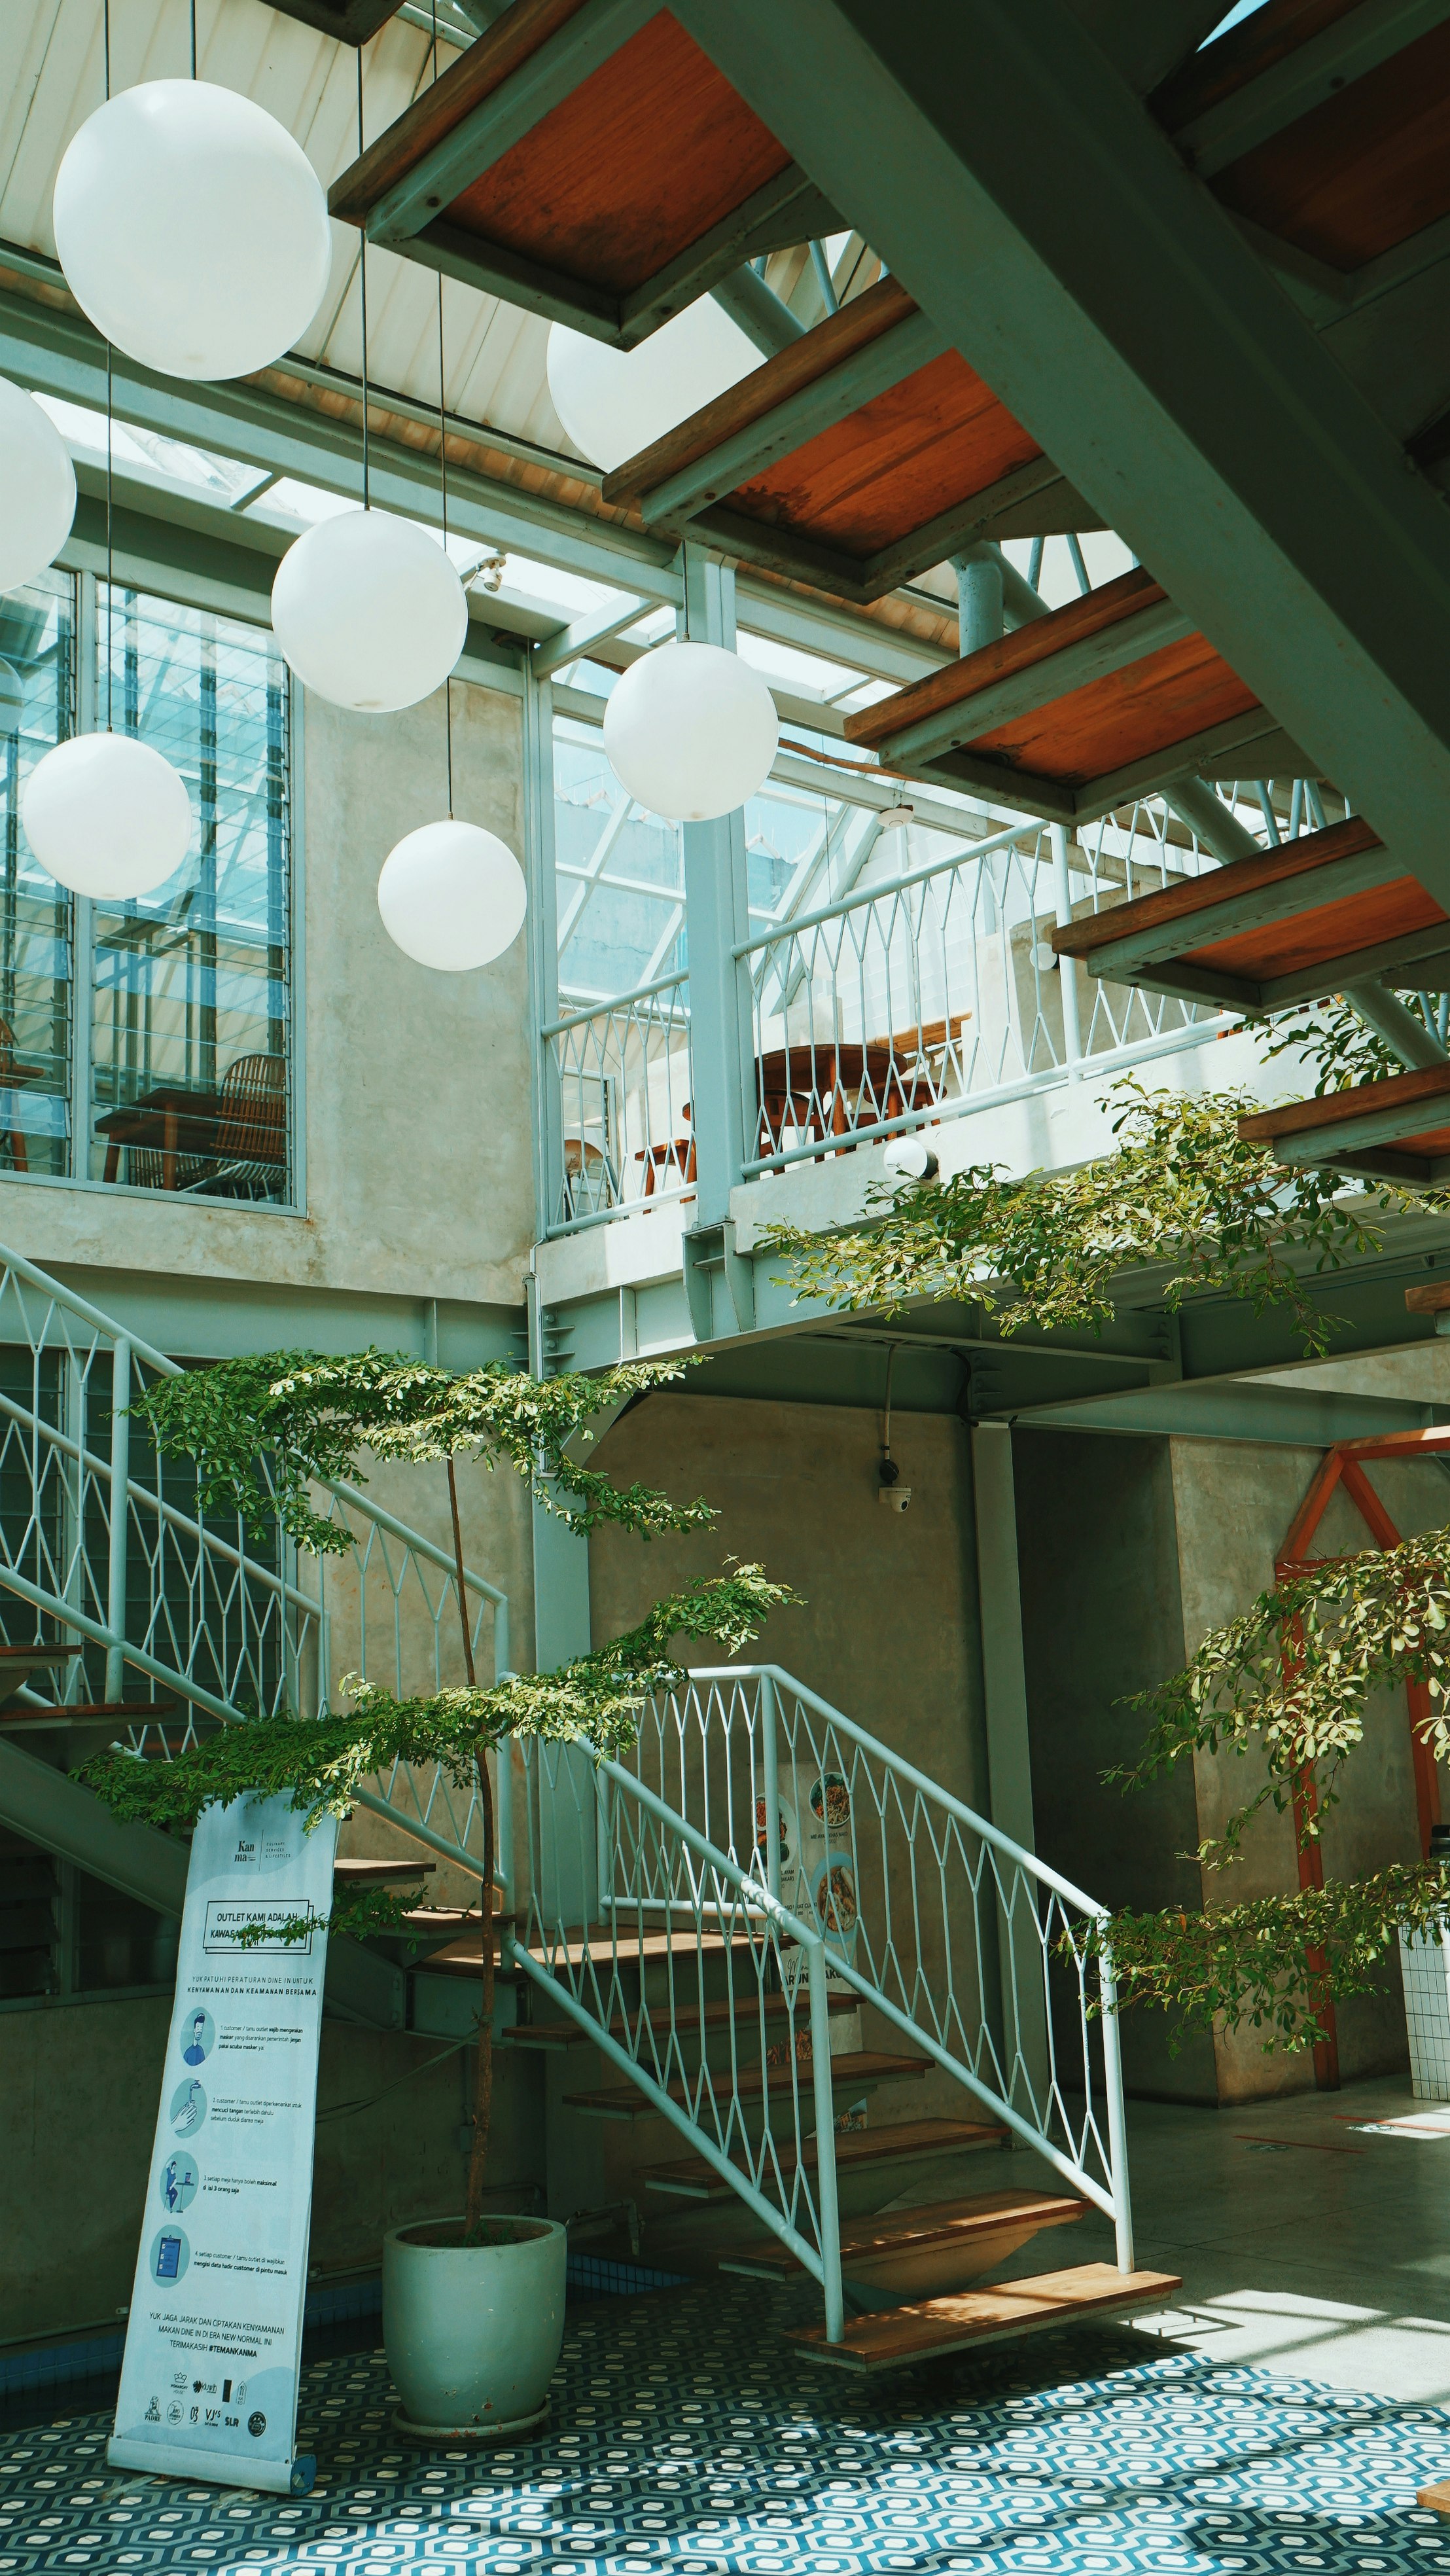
[970,1421,1036,1855]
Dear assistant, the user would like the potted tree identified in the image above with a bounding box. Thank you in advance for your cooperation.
[80,1346,794,2440]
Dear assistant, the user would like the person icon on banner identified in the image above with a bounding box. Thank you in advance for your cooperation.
[181,2009,213,2066]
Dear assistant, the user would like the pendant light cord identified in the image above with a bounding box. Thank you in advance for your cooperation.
[357,50,370,513]
[190,0,197,76]
[432,0,453,817]
[103,0,113,734]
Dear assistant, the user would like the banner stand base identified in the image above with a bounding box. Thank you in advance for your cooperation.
[107,2438,312,2497]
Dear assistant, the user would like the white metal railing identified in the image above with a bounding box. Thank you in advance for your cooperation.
[514,1729,850,2340]
[737,801,1234,1173]
[0,1243,510,1879]
[603,1662,1135,2268]
[542,973,694,1234]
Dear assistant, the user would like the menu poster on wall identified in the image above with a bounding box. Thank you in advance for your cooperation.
[756,1764,860,1995]
[108,1792,338,2497]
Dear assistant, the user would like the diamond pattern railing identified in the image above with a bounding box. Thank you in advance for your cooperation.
[610,1662,1135,2264]
[0,1243,509,1882]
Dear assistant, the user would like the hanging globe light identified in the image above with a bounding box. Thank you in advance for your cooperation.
[22,733,192,899]
[377,820,526,971]
[603,640,778,822]
[546,300,758,473]
[272,512,468,715]
[0,376,76,594]
[52,82,331,382]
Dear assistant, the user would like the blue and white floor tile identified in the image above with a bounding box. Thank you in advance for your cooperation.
[5,2278,1450,2575]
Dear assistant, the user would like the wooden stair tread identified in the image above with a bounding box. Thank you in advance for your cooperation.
[334,1857,436,1884]
[722,2187,1086,2278]
[0,1644,82,1659]
[844,567,1166,750]
[416,1920,755,1979]
[787,2263,1182,2369]
[0,1698,175,1728]
[645,2115,1009,2201]
[565,2049,929,2119]
[504,1992,856,2050]
[603,276,921,507]
[1239,1062,1450,1143]
[1051,813,1385,959]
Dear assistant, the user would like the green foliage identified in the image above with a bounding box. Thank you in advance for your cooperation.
[766,1080,1388,1357]
[1262,992,1440,1096]
[76,1565,798,1834]
[129,1350,713,1556]
[1116,1522,1450,1863]
[1084,1863,1449,2052]
[230,1884,431,1951]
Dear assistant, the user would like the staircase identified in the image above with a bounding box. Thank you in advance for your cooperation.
[0,1242,1175,2365]
[507,1670,1176,2363]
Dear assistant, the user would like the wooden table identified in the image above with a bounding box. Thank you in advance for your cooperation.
[95,1087,282,1192]
[754,1024,966,1154]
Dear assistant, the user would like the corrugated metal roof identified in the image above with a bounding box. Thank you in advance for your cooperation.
[0,0,567,456]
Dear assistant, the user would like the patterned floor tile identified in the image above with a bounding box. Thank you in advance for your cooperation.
[4,2278,1450,2576]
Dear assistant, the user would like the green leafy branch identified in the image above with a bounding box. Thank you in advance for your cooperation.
[76,1565,800,1834]
[1114,1523,1450,1863]
[1080,1863,1450,2052]
[230,1884,434,1950]
[128,1349,713,1558]
[764,1080,1390,1357]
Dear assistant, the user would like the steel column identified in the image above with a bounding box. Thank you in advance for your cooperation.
[104,1336,131,1702]
[679,547,754,1240]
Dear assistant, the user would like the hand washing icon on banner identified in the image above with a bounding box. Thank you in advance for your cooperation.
[171,2078,206,2137]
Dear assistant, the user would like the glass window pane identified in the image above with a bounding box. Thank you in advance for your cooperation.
[0,570,75,1179]
[89,590,291,1204]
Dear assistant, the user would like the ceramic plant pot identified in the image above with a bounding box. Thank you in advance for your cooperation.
[382,2213,567,2442]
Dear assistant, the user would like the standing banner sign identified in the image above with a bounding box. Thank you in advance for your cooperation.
[109,1793,337,2496]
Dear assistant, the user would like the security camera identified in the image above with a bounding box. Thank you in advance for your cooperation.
[883,1134,938,1183]
[878,1458,911,1512]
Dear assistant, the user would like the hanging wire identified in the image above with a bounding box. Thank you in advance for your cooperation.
[357,50,370,512]
[103,0,114,732]
[438,279,454,819]
[432,0,453,815]
[189,0,197,75]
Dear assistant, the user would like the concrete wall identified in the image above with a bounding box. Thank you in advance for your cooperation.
[1014,1422,1429,2107]
[0,672,545,2353]
[0,1992,544,2347]
[0,675,536,1310]
[588,1390,991,1810]
[584,1388,993,2162]
[1014,1429,1219,2104]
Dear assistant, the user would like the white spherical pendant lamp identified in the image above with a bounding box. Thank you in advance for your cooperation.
[378,820,526,971]
[272,512,467,715]
[52,81,331,382]
[22,733,192,899]
[603,640,778,822]
[0,376,76,594]
[546,300,758,473]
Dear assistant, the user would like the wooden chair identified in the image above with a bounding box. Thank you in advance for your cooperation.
[635,1137,696,1200]
[562,1136,613,1218]
[175,1054,287,1200]
[0,1018,30,1175]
